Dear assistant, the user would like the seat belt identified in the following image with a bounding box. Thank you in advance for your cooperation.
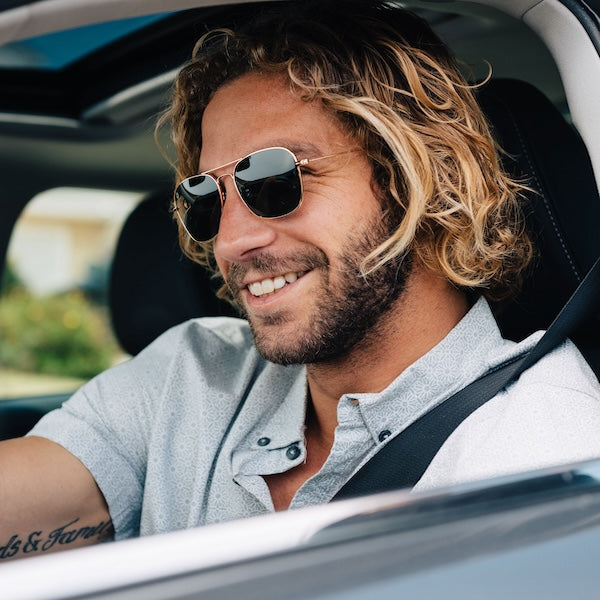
[334,255,600,500]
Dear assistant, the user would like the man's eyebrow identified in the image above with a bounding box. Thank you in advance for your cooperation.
[267,141,323,159]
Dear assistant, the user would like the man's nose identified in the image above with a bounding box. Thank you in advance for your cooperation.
[213,176,277,262]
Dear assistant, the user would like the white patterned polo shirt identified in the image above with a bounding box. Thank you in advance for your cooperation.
[30,297,600,540]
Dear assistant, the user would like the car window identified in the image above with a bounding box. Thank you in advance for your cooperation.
[0,187,142,400]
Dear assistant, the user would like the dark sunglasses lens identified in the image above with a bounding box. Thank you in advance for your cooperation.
[235,148,301,218]
[177,175,221,241]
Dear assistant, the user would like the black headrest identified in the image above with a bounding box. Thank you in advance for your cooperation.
[109,192,237,355]
[478,79,600,358]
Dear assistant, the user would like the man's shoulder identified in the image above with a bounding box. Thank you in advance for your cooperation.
[145,315,256,357]
[77,316,263,404]
[515,335,600,398]
[414,336,600,492]
[467,336,600,456]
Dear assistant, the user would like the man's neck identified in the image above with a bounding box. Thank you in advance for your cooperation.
[305,268,470,438]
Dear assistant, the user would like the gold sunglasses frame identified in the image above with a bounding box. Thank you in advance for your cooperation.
[172,146,355,242]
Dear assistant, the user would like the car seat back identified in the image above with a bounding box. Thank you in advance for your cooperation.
[478,79,600,374]
[109,192,237,356]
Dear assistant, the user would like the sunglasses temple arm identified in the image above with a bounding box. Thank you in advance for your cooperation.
[296,149,359,167]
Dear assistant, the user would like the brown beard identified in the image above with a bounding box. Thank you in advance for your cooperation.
[226,210,411,366]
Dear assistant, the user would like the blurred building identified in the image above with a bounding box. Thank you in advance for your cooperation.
[7,188,141,296]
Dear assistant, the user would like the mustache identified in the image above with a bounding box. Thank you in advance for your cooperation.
[226,250,329,294]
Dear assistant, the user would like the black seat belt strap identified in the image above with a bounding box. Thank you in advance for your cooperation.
[334,255,600,500]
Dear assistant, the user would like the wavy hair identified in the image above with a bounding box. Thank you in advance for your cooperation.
[161,0,533,301]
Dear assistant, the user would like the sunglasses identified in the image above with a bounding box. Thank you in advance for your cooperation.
[173,146,352,242]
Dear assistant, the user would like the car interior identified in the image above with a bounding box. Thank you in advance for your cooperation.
[0,1,599,446]
[2,0,600,597]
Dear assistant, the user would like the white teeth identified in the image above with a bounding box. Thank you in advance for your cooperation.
[247,272,302,297]
[261,279,275,294]
[248,282,263,296]
[273,276,286,290]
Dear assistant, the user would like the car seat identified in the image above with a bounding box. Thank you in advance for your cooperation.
[477,79,600,375]
[108,192,237,356]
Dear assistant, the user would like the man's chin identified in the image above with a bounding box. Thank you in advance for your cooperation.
[246,309,290,328]
[252,337,300,366]
[250,320,352,366]
[248,318,307,365]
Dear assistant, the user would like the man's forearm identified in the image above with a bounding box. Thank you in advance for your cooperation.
[0,437,113,560]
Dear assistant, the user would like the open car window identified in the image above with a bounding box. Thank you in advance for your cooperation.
[0,188,140,401]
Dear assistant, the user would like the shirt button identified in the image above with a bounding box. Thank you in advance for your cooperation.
[257,437,271,447]
[286,444,301,461]
[378,430,392,443]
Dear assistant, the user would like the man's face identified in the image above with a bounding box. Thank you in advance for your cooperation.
[204,73,409,365]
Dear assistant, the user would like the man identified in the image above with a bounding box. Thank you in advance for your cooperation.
[2,0,600,560]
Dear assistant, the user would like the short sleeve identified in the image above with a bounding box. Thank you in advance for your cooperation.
[29,324,186,539]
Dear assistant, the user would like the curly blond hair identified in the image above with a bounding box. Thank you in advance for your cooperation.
[161,0,533,301]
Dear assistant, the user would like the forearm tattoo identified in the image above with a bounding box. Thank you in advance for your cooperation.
[0,517,114,560]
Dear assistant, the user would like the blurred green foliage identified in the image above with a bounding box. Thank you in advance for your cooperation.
[0,283,118,379]
[1,262,21,294]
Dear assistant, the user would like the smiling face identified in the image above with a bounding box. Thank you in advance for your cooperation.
[205,73,410,365]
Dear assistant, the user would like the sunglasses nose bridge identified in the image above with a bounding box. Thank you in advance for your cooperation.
[216,171,251,210]
[213,172,234,205]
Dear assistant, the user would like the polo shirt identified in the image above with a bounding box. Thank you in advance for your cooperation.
[30,297,600,540]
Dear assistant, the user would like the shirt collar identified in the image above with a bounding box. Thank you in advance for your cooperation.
[247,369,308,451]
